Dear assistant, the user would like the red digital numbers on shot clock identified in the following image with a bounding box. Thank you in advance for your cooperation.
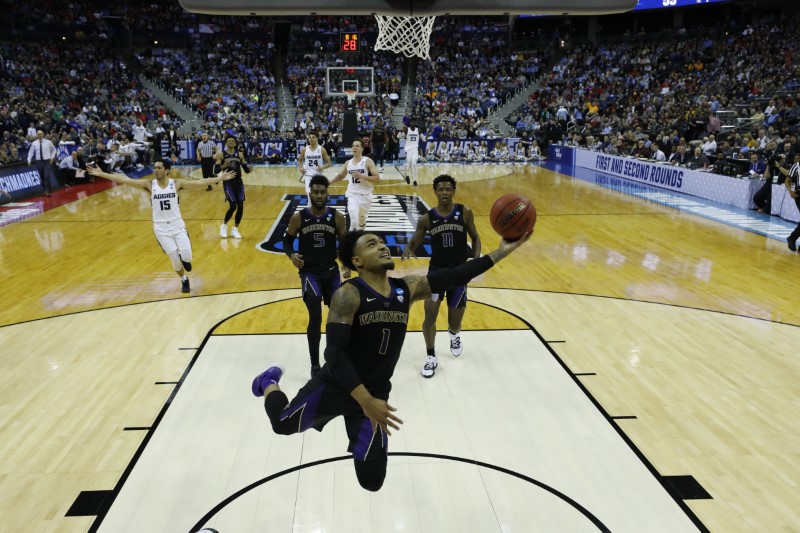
[340,32,359,52]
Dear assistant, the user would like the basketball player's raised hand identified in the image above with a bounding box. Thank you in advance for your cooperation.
[498,230,534,255]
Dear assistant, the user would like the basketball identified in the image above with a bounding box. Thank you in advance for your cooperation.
[489,194,536,241]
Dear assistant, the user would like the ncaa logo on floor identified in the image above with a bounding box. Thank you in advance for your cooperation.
[258,193,434,258]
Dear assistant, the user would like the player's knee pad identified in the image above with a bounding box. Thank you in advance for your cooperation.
[181,260,192,272]
[166,250,182,272]
[354,458,386,492]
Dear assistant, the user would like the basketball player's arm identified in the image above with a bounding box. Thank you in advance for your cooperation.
[85,166,150,190]
[329,166,347,184]
[334,211,351,278]
[326,284,403,434]
[175,170,235,191]
[213,152,225,173]
[464,206,482,258]
[361,158,381,184]
[405,231,533,303]
[400,213,430,260]
[321,147,331,170]
[282,212,303,268]
[238,148,251,173]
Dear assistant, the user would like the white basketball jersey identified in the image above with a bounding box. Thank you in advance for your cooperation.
[151,179,183,225]
[303,145,324,176]
[346,157,373,195]
[405,128,420,153]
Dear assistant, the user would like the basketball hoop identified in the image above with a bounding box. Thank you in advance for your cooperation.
[374,15,436,61]
[344,89,357,105]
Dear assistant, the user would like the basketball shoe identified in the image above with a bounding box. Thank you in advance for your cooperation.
[449,331,462,357]
[181,277,190,293]
[421,355,438,378]
[252,364,285,397]
[231,227,242,239]
[219,223,227,238]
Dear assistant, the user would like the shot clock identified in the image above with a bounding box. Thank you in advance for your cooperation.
[340,32,360,52]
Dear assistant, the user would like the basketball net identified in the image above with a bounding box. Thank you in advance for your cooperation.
[344,89,357,108]
[374,15,436,61]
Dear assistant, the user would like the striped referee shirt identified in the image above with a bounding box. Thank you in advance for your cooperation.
[788,162,800,189]
[197,140,216,158]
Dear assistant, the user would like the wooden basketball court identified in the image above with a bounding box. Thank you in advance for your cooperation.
[1,162,798,532]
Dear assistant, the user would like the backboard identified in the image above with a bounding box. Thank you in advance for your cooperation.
[326,67,375,98]
[178,0,637,16]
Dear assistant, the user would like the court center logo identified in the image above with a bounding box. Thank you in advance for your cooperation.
[258,193,434,258]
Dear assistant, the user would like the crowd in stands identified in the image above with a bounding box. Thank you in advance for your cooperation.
[0,38,183,168]
[414,17,541,140]
[507,14,800,167]
[3,3,800,177]
[136,38,278,140]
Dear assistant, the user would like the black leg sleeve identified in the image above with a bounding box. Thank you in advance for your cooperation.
[427,255,494,294]
[234,201,244,226]
[264,390,294,435]
[303,294,323,366]
[224,201,236,223]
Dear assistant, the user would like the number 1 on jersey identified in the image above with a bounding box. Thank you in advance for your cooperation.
[378,328,390,355]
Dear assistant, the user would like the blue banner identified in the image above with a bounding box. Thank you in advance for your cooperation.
[547,145,575,166]
[176,139,294,161]
[0,163,44,201]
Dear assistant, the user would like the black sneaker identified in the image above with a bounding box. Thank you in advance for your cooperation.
[789,238,797,252]
[310,364,321,378]
[413,180,417,187]
[206,185,213,191]
[404,175,410,184]
[181,278,190,293]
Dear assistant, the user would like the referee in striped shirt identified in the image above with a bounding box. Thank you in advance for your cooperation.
[779,153,800,251]
[197,132,218,191]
